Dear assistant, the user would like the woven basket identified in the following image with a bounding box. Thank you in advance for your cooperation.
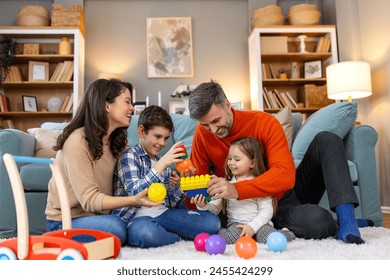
[288,2,321,25]
[252,5,285,27]
[16,5,50,26]
[51,4,85,34]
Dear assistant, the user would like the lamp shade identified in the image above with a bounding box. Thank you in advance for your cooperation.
[326,61,372,100]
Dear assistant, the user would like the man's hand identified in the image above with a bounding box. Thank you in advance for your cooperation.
[207,175,238,200]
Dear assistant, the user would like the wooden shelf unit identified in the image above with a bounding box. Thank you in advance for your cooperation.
[248,25,338,115]
[0,27,85,131]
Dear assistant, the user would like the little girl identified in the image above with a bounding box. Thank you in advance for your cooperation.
[192,136,295,244]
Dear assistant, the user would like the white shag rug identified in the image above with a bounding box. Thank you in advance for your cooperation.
[121,227,390,260]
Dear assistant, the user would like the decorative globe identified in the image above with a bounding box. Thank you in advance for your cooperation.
[47,97,62,112]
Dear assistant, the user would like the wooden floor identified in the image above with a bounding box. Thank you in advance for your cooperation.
[383,213,390,229]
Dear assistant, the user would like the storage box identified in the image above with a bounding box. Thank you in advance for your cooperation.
[298,84,333,108]
[23,44,39,55]
[260,36,288,54]
[51,4,85,35]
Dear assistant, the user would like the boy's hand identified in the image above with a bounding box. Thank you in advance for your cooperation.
[190,194,207,208]
[236,224,255,238]
[154,142,186,174]
[169,170,180,187]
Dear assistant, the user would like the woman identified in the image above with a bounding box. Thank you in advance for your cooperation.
[45,79,159,244]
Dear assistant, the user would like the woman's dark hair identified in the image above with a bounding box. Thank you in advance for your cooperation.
[224,136,267,180]
[54,79,132,160]
[138,105,173,133]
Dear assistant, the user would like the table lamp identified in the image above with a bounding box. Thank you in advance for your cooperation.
[98,73,123,80]
[326,61,372,102]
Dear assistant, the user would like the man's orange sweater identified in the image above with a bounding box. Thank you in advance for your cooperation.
[190,109,295,201]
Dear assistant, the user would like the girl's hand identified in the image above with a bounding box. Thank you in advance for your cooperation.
[190,194,207,208]
[236,224,255,237]
[169,170,180,187]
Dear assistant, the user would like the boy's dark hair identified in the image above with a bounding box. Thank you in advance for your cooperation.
[138,105,173,133]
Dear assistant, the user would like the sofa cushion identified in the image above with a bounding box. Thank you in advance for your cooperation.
[273,106,293,149]
[27,128,62,158]
[20,164,51,191]
[291,102,358,160]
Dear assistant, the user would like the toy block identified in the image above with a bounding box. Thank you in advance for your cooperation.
[180,175,212,201]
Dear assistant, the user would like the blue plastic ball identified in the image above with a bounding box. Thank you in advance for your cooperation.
[205,234,226,255]
[266,232,287,252]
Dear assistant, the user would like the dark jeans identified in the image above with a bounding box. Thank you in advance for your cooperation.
[273,131,359,239]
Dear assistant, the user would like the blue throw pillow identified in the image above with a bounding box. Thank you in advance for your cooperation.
[291,102,357,160]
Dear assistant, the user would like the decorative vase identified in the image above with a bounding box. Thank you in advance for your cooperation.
[59,37,71,55]
[47,96,62,112]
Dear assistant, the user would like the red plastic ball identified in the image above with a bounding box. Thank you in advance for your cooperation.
[194,232,210,252]
[235,236,258,259]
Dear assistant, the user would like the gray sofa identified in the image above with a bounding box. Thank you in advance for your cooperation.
[0,104,383,238]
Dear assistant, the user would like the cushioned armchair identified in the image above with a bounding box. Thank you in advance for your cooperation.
[0,102,383,238]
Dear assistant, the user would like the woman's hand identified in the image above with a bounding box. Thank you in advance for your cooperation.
[132,188,162,207]
[190,194,207,208]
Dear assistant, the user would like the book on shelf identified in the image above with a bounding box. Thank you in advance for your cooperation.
[285,91,299,108]
[266,90,278,108]
[0,118,14,129]
[315,36,331,53]
[60,95,70,112]
[64,93,73,112]
[0,94,10,112]
[280,92,296,108]
[262,88,271,109]
[50,62,63,81]
[61,61,74,82]
[4,66,22,82]
[273,89,287,107]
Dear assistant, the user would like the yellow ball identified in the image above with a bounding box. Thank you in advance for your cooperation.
[148,183,167,202]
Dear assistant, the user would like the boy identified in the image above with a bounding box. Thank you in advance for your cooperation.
[112,105,220,248]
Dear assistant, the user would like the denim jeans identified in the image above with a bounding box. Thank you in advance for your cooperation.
[127,209,220,248]
[273,131,359,239]
[47,215,127,244]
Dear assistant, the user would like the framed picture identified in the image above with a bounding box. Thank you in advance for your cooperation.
[22,95,38,112]
[146,17,193,78]
[169,101,186,114]
[28,61,49,82]
[304,60,322,79]
[134,101,147,115]
[230,101,243,110]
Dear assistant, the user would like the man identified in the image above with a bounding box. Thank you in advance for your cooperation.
[189,80,367,244]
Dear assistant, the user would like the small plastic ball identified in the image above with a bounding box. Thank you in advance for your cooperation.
[266,232,287,252]
[148,183,167,202]
[235,236,258,259]
[194,232,210,252]
[205,234,226,255]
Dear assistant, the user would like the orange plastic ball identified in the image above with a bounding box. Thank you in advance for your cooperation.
[148,183,167,202]
[176,158,193,173]
[235,236,258,259]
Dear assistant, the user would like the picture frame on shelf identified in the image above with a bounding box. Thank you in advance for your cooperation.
[28,61,49,82]
[230,101,243,110]
[146,17,193,78]
[304,60,322,79]
[22,95,38,112]
[134,101,147,115]
[169,101,186,114]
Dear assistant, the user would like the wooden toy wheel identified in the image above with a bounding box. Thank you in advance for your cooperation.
[0,247,17,260]
[57,248,84,260]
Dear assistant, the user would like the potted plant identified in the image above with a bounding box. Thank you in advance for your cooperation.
[0,35,17,86]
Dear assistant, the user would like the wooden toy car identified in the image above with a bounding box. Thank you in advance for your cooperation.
[0,154,121,260]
